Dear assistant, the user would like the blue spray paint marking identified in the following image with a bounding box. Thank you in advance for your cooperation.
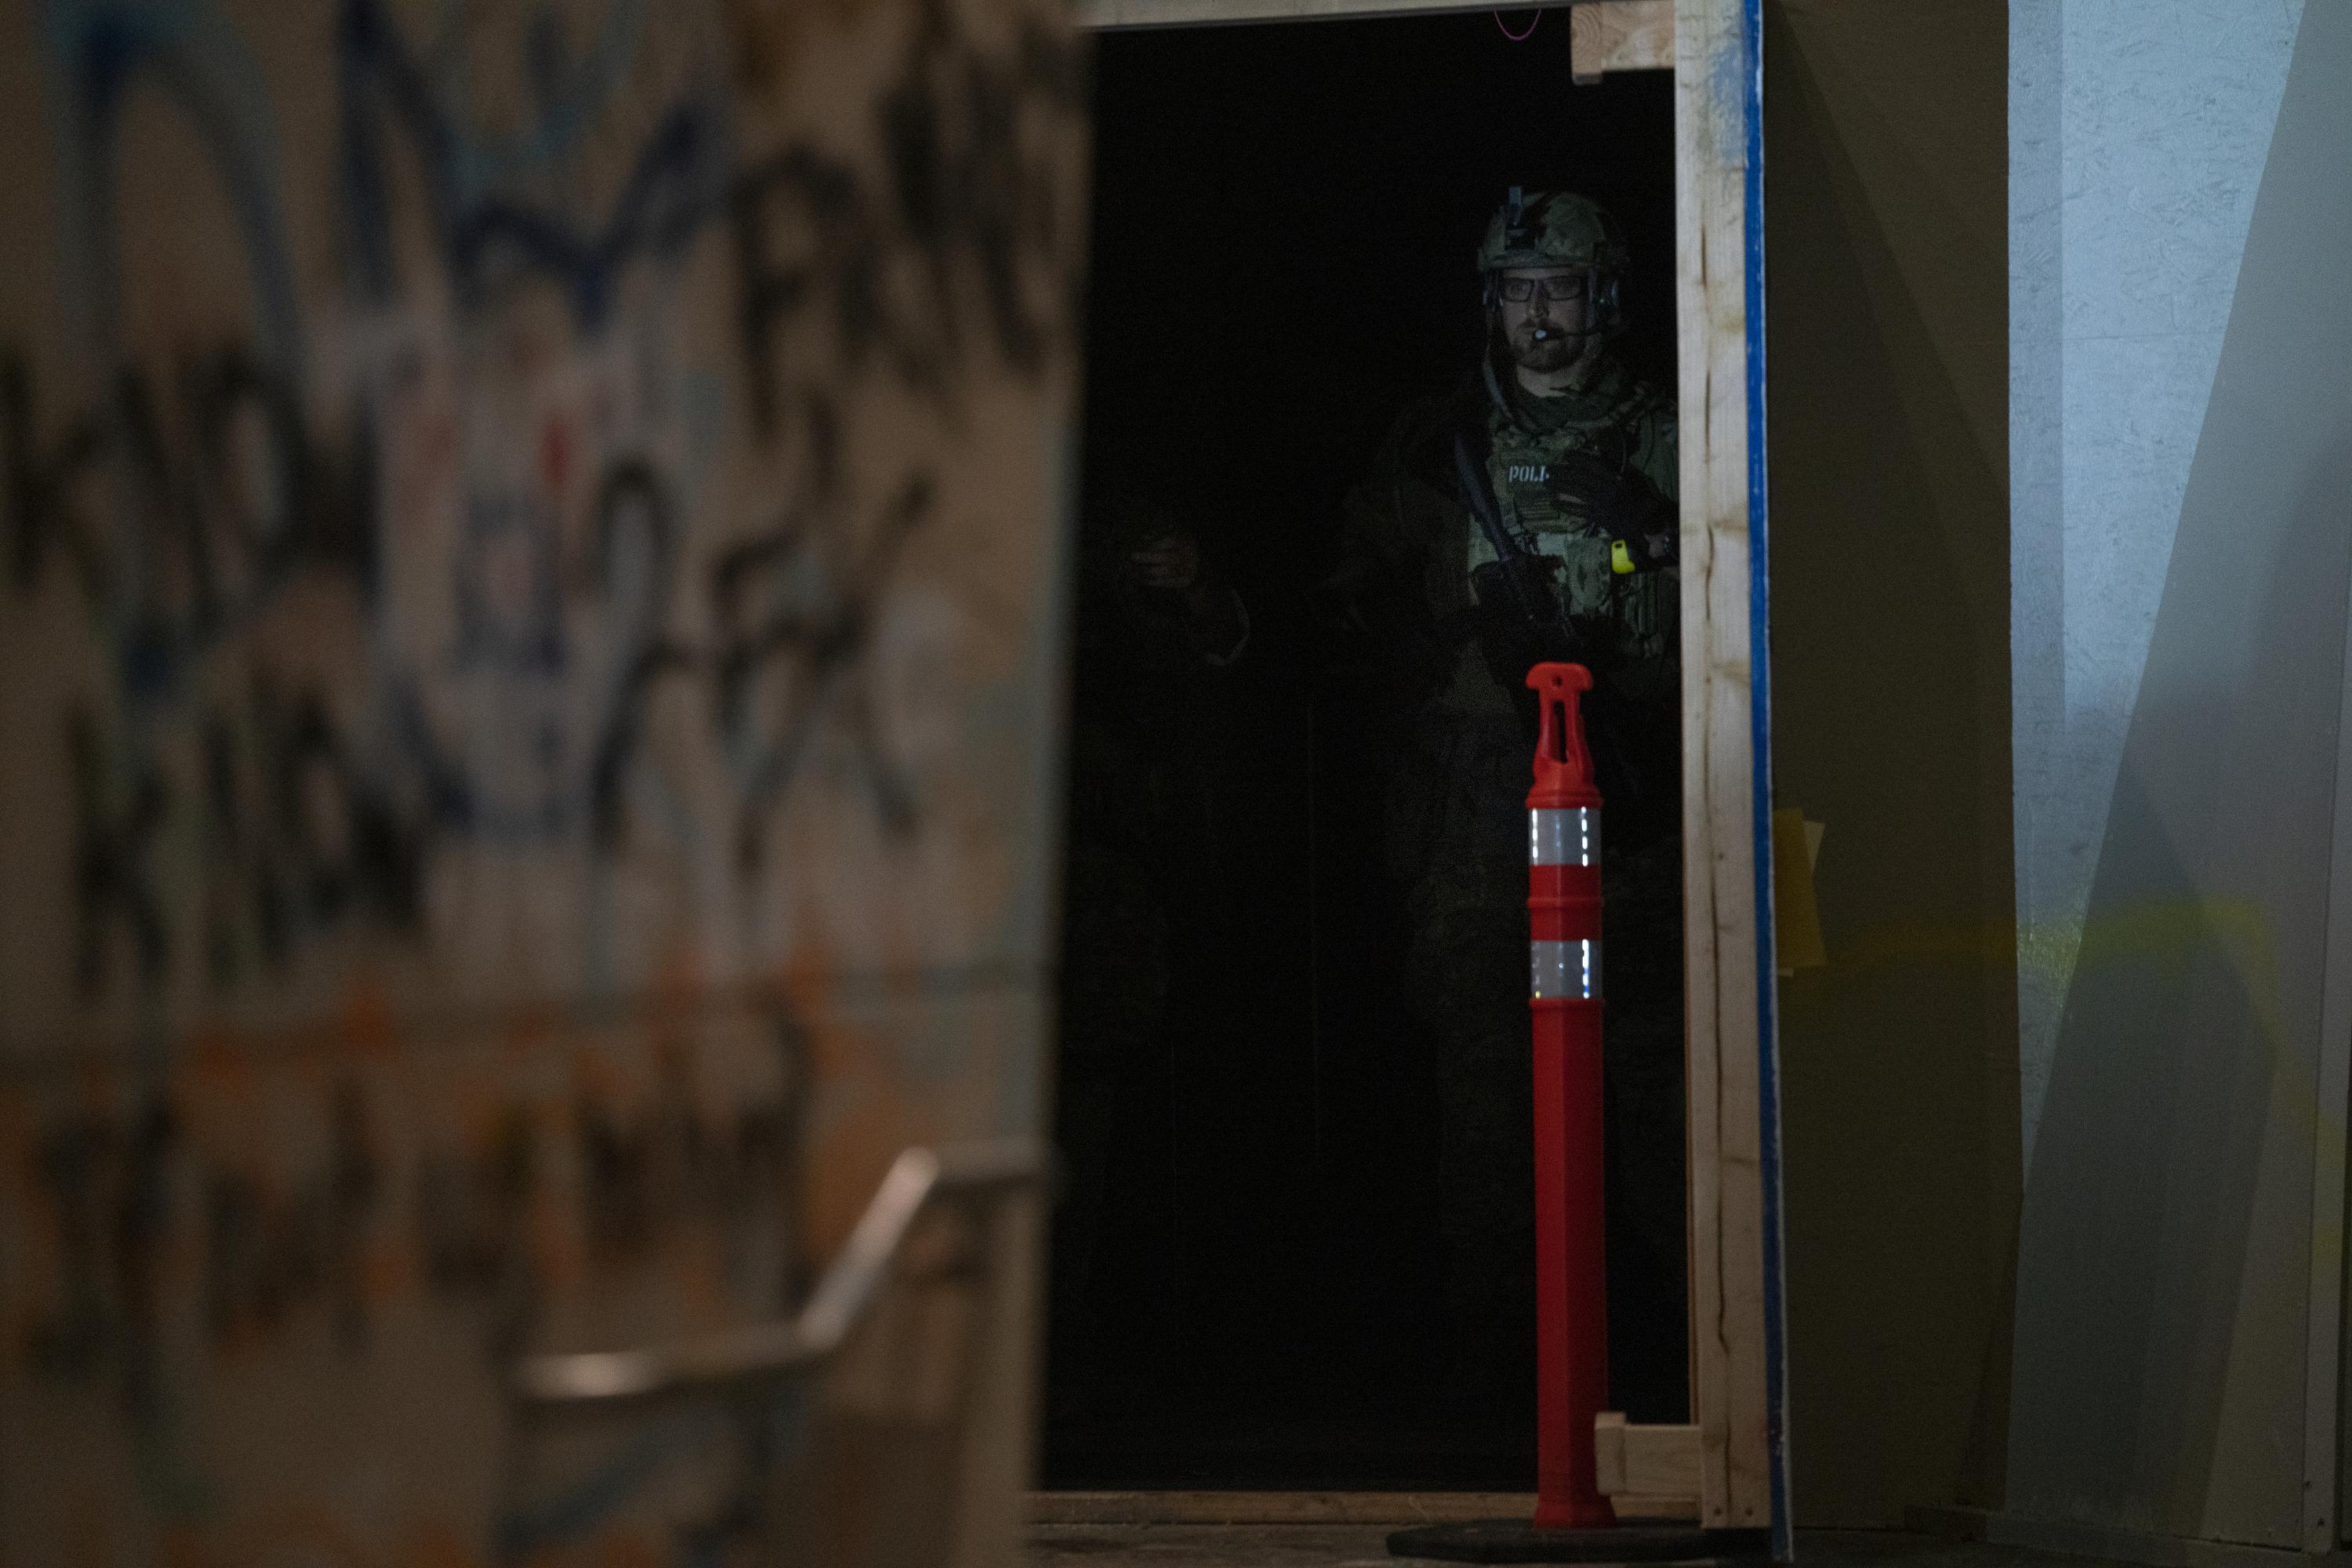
[332,0,727,849]
[494,1385,811,1563]
[42,0,303,372]
[337,0,727,330]
[448,100,720,326]
[38,0,311,700]
[430,0,651,189]
[495,1403,724,1557]
[1740,0,1793,1553]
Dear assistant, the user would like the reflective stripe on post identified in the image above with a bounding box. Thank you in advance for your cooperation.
[1529,806,1602,868]
[1530,938,1602,1001]
[1524,661,1615,1534]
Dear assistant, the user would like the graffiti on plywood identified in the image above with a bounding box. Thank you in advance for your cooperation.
[0,0,1086,1034]
[0,0,1083,1563]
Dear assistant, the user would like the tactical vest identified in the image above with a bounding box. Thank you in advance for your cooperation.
[1469,387,1675,677]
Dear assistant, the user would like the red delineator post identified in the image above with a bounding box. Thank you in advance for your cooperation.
[1525,662,1613,1531]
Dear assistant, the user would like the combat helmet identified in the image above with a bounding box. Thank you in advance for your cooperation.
[1478,187,1628,334]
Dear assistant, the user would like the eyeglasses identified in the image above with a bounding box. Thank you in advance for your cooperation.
[1496,274,1588,303]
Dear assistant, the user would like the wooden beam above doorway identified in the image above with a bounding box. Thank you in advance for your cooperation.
[1573,0,1675,78]
[1073,0,1500,28]
[1072,0,1671,52]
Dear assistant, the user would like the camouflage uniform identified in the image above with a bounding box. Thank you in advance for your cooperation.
[1327,191,1689,1421]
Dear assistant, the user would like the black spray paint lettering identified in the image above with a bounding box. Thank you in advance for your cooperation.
[729,0,1085,448]
[2,347,363,695]
[576,454,936,866]
[71,707,172,1000]
[710,474,933,867]
[74,675,432,1005]
[575,1059,795,1272]
[13,0,1086,1010]
[197,678,429,989]
[2,350,110,598]
[414,1105,540,1360]
[24,1101,178,1422]
[204,1079,379,1352]
[18,1053,808,1381]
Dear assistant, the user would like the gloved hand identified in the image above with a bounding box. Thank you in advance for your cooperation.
[1545,452,1676,571]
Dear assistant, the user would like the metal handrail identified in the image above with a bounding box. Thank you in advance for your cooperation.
[510,1139,1047,1408]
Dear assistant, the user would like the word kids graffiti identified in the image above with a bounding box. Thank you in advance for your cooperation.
[0,0,1085,1563]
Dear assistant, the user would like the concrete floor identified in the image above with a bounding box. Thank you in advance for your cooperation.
[1029,1526,2135,1568]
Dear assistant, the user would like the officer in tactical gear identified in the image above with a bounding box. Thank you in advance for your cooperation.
[1323,188,1687,1424]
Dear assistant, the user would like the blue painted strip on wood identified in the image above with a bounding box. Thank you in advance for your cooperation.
[1740,0,1792,1554]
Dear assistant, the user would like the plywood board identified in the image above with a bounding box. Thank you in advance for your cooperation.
[0,0,1087,1563]
[1573,1,1675,81]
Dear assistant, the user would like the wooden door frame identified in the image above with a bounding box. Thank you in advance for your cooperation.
[1070,0,1785,1548]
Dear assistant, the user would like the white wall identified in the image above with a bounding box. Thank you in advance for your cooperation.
[2005,0,2352,1545]
[2009,0,2304,1171]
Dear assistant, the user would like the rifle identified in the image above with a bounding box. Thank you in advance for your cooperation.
[1451,431,1655,814]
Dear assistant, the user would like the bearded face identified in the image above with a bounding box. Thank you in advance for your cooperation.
[1497,267,1592,372]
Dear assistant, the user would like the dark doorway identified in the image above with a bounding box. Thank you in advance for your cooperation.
[1046,8,1682,1491]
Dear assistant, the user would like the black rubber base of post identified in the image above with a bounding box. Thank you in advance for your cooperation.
[1385,1522,1765,1564]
